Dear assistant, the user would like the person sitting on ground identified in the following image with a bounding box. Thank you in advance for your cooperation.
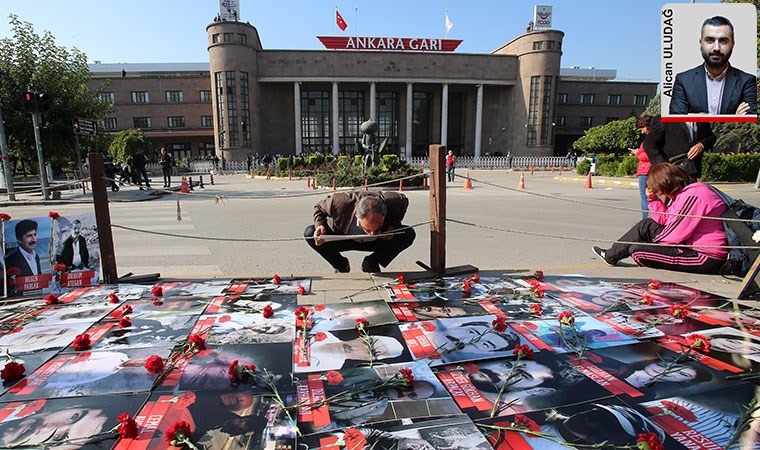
[592,162,728,274]
[304,192,415,273]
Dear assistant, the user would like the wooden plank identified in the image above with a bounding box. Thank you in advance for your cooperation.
[429,144,446,274]
[737,254,760,300]
[88,152,118,283]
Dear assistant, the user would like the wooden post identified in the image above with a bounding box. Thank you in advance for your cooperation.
[88,152,118,283]
[429,144,446,274]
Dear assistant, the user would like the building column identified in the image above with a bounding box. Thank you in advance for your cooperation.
[440,83,449,147]
[405,82,413,161]
[332,81,340,155]
[294,82,302,154]
[474,84,484,157]
[369,82,376,120]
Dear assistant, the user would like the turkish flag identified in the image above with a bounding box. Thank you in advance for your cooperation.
[336,10,347,31]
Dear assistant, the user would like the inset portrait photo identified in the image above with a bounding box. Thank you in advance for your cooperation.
[661,3,757,122]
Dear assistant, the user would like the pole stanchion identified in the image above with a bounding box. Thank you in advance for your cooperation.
[88,152,118,283]
[430,144,446,274]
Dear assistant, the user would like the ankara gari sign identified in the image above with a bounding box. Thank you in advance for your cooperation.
[318,36,463,52]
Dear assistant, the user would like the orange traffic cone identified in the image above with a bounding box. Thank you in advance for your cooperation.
[530,165,535,176]
[551,166,555,174]
[307,177,311,189]
[422,175,428,191]
[180,177,190,194]
[559,165,563,176]
[518,173,526,190]
[364,179,369,192]
[312,178,318,190]
[463,172,473,190]
[332,178,337,191]
[585,172,593,189]
[399,179,403,192]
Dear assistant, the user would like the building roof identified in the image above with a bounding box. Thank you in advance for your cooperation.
[88,62,209,75]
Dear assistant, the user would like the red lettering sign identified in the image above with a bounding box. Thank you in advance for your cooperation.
[318,36,462,52]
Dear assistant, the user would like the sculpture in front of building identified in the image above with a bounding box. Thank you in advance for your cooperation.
[358,119,388,177]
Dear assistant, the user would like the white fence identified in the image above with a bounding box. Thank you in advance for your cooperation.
[409,156,575,170]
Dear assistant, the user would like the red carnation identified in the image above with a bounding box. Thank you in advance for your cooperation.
[151,285,163,297]
[513,414,542,434]
[0,213,11,221]
[355,317,369,330]
[228,360,239,382]
[513,343,534,359]
[325,370,344,386]
[533,287,545,298]
[243,363,256,372]
[636,432,664,450]
[144,355,165,374]
[73,333,91,351]
[558,311,575,326]
[188,334,206,351]
[526,279,540,289]
[670,303,690,319]
[7,266,21,277]
[45,294,60,305]
[53,263,67,273]
[295,306,310,319]
[529,303,543,316]
[48,211,60,219]
[121,304,133,315]
[492,316,508,333]
[164,420,193,446]
[396,274,405,284]
[262,304,274,318]
[119,316,132,328]
[272,274,281,284]
[640,294,654,306]
[647,279,661,290]
[117,413,139,439]
[399,367,414,387]
[462,279,472,293]
[343,428,368,450]
[314,331,327,342]
[314,304,326,311]
[533,270,544,282]
[685,333,711,353]
[470,273,480,283]
[1,361,25,382]
[109,293,120,303]
[296,285,305,295]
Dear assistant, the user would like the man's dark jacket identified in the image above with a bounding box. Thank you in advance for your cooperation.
[313,191,409,235]
[669,64,757,115]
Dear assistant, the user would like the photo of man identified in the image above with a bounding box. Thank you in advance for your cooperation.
[662,4,757,119]
[5,219,42,277]
[311,300,398,331]
[57,219,89,270]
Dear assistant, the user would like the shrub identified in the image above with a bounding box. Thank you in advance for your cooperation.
[615,156,638,177]
[276,157,288,171]
[576,159,590,175]
[307,155,321,167]
[325,155,335,164]
[382,154,398,167]
[293,157,304,168]
[354,155,362,165]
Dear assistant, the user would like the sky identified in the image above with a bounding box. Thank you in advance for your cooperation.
[0,0,735,83]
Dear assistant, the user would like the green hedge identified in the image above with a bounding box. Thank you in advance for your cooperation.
[576,153,760,182]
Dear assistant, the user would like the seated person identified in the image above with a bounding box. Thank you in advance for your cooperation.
[593,163,727,274]
[305,192,415,273]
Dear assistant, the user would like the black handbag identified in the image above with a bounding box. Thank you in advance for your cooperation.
[668,153,697,178]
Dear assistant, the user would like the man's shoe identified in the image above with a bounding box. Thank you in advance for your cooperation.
[361,257,381,273]
[334,260,350,273]
[592,246,617,267]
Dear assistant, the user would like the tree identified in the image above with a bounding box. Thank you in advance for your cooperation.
[108,129,154,163]
[572,117,641,154]
[0,14,112,174]
[644,95,661,116]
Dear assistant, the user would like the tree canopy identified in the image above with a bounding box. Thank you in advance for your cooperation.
[0,14,111,174]
[108,129,154,163]
[572,117,642,154]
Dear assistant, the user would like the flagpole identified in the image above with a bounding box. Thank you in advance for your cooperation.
[445,10,448,39]
[335,5,338,35]
[355,7,358,39]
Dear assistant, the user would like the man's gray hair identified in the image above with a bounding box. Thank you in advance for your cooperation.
[355,194,387,219]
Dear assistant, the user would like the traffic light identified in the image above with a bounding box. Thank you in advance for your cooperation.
[23,91,38,113]
[37,93,50,113]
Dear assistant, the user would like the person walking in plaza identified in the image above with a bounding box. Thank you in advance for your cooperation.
[643,115,716,180]
[304,191,415,273]
[633,115,653,219]
[132,148,151,190]
[592,163,728,274]
[445,149,456,182]
[159,147,174,188]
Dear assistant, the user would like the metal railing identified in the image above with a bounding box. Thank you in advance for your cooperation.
[408,156,576,170]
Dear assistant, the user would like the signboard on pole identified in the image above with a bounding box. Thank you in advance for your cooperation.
[72,117,97,136]
[220,0,239,21]
[533,5,553,29]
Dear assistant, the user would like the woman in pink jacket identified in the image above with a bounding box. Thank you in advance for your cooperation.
[593,163,727,274]
[634,115,652,219]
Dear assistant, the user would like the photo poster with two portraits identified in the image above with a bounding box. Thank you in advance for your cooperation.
[660,2,758,121]
[2,213,101,298]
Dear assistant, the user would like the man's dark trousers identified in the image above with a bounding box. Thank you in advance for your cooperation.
[304,224,416,271]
